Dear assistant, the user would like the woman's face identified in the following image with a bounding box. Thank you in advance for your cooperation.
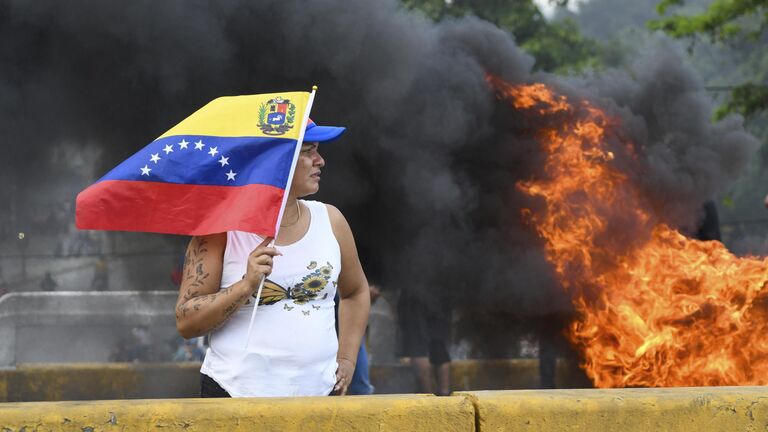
[289,141,324,197]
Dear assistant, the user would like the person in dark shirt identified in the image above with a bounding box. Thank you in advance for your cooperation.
[696,201,721,241]
[40,272,58,291]
[397,289,451,396]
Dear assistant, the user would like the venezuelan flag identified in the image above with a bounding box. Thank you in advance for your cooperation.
[76,91,312,237]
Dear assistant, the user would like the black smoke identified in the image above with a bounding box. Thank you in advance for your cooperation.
[573,43,758,233]
[0,0,759,357]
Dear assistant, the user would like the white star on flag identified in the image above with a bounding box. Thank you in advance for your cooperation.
[163,144,174,154]
[194,140,205,150]
[150,153,161,163]
[178,139,189,149]
[218,156,229,167]
[208,146,219,157]
[140,165,151,176]
[225,170,237,181]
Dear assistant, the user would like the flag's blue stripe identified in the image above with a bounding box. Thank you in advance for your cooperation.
[98,135,297,189]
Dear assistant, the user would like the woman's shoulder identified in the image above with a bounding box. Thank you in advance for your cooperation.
[302,200,341,218]
[193,232,227,246]
[302,200,348,236]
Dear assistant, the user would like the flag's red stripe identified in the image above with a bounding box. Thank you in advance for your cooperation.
[76,180,284,236]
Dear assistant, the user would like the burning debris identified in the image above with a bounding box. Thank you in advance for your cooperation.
[491,78,768,388]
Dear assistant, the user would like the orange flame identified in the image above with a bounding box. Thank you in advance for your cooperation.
[491,76,768,388]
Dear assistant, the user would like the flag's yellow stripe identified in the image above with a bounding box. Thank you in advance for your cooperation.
[157,92,311,140]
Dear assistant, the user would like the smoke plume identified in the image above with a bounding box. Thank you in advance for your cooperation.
[0,0,759,353]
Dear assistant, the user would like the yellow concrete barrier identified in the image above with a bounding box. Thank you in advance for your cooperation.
[0,363,200,402]
[449,358,589,391]
[0,360,591,402]
[461,387,768,431]
[0,394,476,432]
[5,386,768,431]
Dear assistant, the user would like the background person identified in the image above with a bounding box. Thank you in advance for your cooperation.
[397,289,452,396]
[346,283,381,395]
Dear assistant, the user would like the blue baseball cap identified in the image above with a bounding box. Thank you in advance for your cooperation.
[304,118,346,143]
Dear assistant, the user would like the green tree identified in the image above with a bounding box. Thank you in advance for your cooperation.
[648,0,768,118]
[401,0,603,73]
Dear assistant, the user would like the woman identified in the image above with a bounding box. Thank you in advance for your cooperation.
[175,119,370,397]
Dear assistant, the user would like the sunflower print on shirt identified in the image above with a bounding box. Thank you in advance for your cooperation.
[250,261,334,307]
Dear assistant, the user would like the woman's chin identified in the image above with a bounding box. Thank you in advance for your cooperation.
[298,186,319,197]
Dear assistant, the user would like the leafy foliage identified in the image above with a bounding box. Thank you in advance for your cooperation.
[714,82,768,119]
[650,0,767,41]
[521,15,603,72]
[401,0,603,73]
[648,0,768,117]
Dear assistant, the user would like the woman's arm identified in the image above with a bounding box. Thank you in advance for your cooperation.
[328,204,371,395]
[175,234,279,339]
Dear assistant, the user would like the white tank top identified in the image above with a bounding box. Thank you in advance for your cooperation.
[200,200,341,397]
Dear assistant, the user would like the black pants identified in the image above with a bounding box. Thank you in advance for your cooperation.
[200,373,231,398]
[200,373,338,397]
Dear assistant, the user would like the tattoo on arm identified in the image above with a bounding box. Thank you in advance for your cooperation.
[183,238,210,291]
[177,285,234,321]
[223,290,248,320]
[207,287,229,303]
[177,237,243,331]
[175,303,190,319]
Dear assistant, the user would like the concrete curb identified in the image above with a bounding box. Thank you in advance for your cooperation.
[0,394,476,432]
[4,376,768,431]
[459,387,768,431]
[0,363,201,402]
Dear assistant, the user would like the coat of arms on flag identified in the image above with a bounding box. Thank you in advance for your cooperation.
[258,96,297,135]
